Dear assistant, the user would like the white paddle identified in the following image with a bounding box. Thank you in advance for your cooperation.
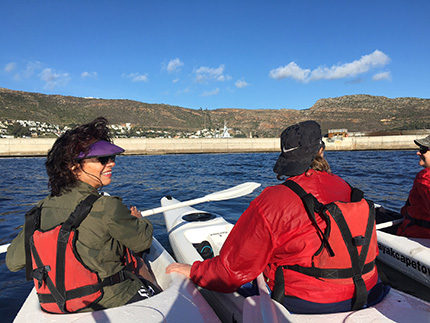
[0,182,261,254]
[140,181,261,217]
[374,203,404,230]
[0,243,10,254]
[376,218,403,230]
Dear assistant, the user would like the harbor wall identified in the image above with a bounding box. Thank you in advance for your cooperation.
[0,135,423,157]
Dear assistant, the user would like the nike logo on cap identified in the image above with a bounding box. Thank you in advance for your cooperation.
[282,146,299,153]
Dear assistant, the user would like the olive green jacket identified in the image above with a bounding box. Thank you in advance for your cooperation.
[6,181,153,310]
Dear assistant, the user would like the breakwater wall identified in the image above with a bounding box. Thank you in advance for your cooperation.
[0,135,423,157]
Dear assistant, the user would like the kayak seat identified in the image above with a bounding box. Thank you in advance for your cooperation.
[193,240,214,259]
[182,212,216,222]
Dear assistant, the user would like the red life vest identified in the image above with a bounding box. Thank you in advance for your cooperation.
[24,195,137,314]
[272,181,378,311]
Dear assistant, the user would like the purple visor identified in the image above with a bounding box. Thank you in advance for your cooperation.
[76,140,125,159]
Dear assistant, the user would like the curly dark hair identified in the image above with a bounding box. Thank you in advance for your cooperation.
[45,117,113,196]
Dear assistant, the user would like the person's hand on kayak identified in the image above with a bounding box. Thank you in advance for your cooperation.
[130,206,142,219]
[166,263,191,278]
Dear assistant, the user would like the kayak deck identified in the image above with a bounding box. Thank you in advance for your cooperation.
[13,237,220,323]
[162,196,430,323]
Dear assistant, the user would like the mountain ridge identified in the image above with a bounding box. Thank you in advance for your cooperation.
[1,88,429,137]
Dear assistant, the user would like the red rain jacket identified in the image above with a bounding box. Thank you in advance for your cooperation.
[398,167,430,238]
[190,170,379,304]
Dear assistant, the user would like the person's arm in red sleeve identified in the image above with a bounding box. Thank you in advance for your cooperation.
[189,199,274,293]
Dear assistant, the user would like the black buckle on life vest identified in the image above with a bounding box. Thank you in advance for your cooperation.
[32,265,51,288]
[352,235,366,246]
[108,270,126,285]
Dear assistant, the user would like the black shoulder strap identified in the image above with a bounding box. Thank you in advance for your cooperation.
[283,181,334,257]
[282,180,307,197]
[350,187,364,202]
[24,204,42,280]
[344,181,364,203]
[61,194,101,231]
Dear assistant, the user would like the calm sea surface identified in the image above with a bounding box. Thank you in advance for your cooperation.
[0,151,423,321]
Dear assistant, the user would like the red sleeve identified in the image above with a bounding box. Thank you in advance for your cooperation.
[190,199,274,292]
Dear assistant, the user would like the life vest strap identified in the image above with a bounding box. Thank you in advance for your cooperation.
[404,212,430,229]
[284,261,375,279]
[36,270,132,305]
[30,236,67,312]
[24,205,42,281]
[284,181,335,257]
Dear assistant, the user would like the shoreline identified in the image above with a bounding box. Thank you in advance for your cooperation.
[0,135,423,157]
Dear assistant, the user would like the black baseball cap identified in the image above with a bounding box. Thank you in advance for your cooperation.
[273,120,324,177]
[414,135,430,149]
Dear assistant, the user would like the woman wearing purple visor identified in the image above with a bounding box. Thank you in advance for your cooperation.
[6,117,160,313]
[74,139,125,189]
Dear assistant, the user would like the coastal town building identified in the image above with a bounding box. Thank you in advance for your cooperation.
[0,119,243,139]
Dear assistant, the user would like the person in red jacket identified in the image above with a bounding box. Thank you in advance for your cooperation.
[166,120,389,314]
[397,135,430,238]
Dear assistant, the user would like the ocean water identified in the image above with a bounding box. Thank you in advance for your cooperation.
[0,150,423,321]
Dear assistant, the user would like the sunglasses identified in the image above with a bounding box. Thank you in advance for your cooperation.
[96,155,116,165]
[419,147,429,154]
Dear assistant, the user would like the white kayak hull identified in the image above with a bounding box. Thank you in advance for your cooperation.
[377,230,430,288]
[14,237,220,323]
[162,197,243,322]
[162,196,430,323]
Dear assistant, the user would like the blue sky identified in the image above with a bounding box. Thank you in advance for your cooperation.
[1,1,429,110]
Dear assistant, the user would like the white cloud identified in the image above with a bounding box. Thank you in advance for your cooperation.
[172,78,179,83]
[269,50,391,83]
[132,74,148,82]
[201,88,220,96]
[372,71,392,81]
[40,68,71,90]
[235,79,250,88]
[269,62,310,82]
[7,61,43,80]
[167,58,184,73]
[177,87,190,94]
[122,72,149,82]
[217,74,232,81]
[24,61,43,78]
[81,71,98,79]
[4,62,16,73]
[195,64,231,83]
[5,61,71,89]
